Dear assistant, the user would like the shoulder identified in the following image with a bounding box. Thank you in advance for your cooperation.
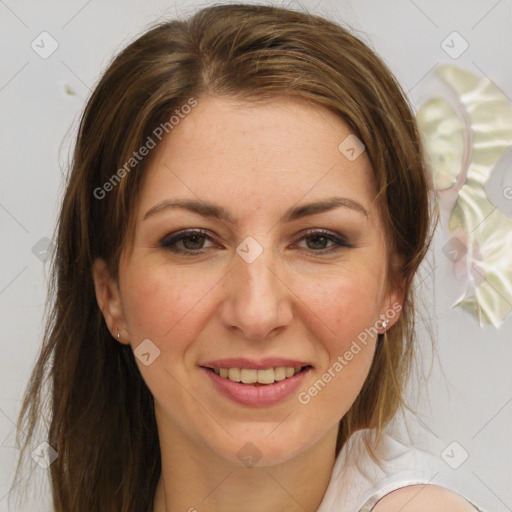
[371,484,480,512]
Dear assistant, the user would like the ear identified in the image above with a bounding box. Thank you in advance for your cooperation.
[92,258,130,345]
[379,255,406,332]
[380,284,404,332]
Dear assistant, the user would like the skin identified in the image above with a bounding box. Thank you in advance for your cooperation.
[373,484,479,512]
[92,95,404,512]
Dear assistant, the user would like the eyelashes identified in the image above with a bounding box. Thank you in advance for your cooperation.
[159,229,213,253]
[158,228,354,256]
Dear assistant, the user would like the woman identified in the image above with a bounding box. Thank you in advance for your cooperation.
[11,3,486,511]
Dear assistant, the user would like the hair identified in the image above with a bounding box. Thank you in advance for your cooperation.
[11,3,438,511]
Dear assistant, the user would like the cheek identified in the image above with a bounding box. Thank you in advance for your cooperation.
[298,268,384,345]
[294,269,382,407]
[120,263,215,397]
[120,261,209,343]
[297,276,380,418]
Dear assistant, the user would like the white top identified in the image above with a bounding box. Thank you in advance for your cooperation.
[317,423,487,512]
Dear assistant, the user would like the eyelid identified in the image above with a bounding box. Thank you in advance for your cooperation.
[158,228,213,248]
[293,227,351,245]
[158,227,354,255]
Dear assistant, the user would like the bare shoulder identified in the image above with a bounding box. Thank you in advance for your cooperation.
[371,484,479,512]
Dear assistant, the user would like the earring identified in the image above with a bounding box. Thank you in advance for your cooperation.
[381,319,388,329]
[116,331,121,340]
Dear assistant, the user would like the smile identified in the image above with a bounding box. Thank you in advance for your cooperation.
[201,364,313,406]
[208,366,309,385]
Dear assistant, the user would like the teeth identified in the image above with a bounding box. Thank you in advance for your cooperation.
[285,367,295,378]
[241,369,258,384]
[228,368,241,382]
[257,368,274,384]
[212,366,304,384]
[274,367,286,381]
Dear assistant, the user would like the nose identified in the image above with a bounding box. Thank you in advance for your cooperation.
[218,243,293,340]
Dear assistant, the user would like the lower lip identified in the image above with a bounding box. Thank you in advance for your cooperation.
[201,367,311,407]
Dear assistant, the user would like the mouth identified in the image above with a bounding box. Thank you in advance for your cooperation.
[202,365,313,386]
[200,363,313,406]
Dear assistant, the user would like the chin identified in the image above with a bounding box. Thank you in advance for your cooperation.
[209,431,315,469]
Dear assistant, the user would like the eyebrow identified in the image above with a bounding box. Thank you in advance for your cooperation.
[143,196,368,223]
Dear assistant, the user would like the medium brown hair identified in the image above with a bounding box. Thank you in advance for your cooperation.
[11,4,437,511]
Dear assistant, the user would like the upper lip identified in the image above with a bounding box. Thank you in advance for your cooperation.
[200,358,312,370]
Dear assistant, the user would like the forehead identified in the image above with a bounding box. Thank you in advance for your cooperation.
[136,95,377,224]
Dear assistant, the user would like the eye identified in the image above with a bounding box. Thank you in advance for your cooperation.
[159,229,215,253]
[158,228,353,255]
[294,229,353,254]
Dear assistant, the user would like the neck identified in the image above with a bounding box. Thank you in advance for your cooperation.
[152,411,339,512]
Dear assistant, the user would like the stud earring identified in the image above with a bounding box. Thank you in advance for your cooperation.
[381,319,388,329]
[117,331,121,340]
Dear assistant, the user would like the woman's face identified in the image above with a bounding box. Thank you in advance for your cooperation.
[95,95,403,466]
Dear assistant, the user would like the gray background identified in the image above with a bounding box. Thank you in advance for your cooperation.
[1,0,511,511]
